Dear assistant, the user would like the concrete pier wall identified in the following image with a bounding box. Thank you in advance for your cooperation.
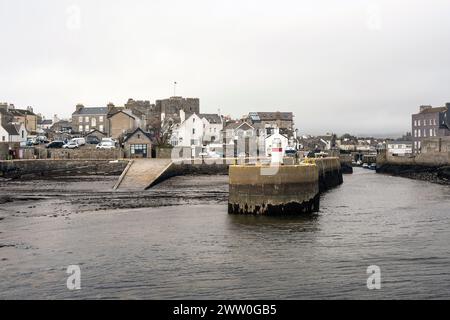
[0,160,128,179]
[305,158,344,192]
[228,158,343,215]
[228,164,320,215]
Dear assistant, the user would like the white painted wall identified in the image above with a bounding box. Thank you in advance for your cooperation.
[265,129,289,156]
[171,113,205,147]
[387,142,413,156]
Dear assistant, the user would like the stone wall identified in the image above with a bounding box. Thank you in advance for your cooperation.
[228,164,320,215]
[46,148,124,160]
[0,160,128,179]
[228,158,343,215]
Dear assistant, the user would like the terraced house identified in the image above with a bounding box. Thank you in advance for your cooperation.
[412,103,450,153]
[72,104,110,134]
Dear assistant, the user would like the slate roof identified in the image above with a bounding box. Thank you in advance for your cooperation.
[9,109,36,116]
[38,119,53,125]
[1,123,19,135]
[419,107,448,114]
[200,114,222,124]
[224,121,254,131]
[123,127,153,143]
[256,112,293,121]
[73,107,109,115]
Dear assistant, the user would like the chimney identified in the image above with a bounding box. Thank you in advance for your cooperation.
[420,105,432,113]
[53,114,59,124]
[76,104,84,112]
[107,103,115,113]
[180,109,186,123]
[27,106,34,113]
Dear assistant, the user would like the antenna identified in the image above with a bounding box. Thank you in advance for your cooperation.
[174,81,177,97]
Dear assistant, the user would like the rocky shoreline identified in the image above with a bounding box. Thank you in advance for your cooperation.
[376,164,450,185]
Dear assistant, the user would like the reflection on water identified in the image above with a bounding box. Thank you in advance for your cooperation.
[0,168,449,299]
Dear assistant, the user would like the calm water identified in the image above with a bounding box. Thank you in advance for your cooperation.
[0,168,449,299]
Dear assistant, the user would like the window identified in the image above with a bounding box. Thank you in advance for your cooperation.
[418,120,421,126]
[430,129,433,137]
[85,117,89,123]
[1,136,5,142]
[430,119,433,125]
[91,118,97,127]
[85,125,90,132]
[193,118,196,123]
[99,125,104,132]
[79,117,83,123]
[79,125,83,132]
[434,128,436,136]
[418,130,421,137]
[192,129,196,135]
[414,120,417,127]
[414,130,417,137]
[21,130,24,138]
[99,116,104,123]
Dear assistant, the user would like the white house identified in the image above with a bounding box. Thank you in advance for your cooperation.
[170,111,224,147]
[201,114,223,144]
[0,121,27,145]
[170,111,205,147]
[387,140,413,156]
[265,128,289,156]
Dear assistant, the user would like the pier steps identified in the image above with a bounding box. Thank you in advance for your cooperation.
[114,159,173,191]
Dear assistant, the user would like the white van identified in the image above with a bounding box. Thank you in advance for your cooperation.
[71,138,86,146]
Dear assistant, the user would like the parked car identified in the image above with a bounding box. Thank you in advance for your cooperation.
[46,141,65,149]
[71,138,86,146]
[63,141,79,149]
[96,142,116,150]
[101,138,117,144]
[86,136,100,145]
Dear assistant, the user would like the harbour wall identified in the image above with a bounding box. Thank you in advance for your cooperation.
[376,150,450,184]
[0,160,129,179]
[228,158,343,215]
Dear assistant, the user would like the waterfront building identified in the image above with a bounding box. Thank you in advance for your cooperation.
[72,104,110,135]
[123,127,153,158]
[108,108,145,140]
[412,103,450,154]
[0,119,27,145]
[200,114,223,145]
[387,140,413,156]
[0,105,38,134]
[247,112,294,137]
[265,128,289,156]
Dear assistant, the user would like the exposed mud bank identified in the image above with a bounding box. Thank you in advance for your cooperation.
[376,164,450,185]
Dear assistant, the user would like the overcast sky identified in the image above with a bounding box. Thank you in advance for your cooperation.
[1,0,450,136]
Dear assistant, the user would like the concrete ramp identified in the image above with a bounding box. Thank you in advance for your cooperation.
[114,159,173,191]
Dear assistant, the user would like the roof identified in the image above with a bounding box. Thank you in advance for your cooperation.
[1,123,19,135]
[389,140,412,145]
[224,121,254,131]
[123,127,153,143]
[108,109,136,120]
[9,109,36,116]
[419,107,448,114]
[38,119,53,125]
[73,107,109,115]
[200,114,222,124]
[256,112,293,121]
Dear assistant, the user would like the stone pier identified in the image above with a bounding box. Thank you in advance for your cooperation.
[228,158,342,215]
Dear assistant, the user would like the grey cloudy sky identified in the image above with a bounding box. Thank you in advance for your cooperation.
[1,0,450,135]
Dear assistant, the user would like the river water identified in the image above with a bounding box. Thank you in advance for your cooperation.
[0,168,449,299]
